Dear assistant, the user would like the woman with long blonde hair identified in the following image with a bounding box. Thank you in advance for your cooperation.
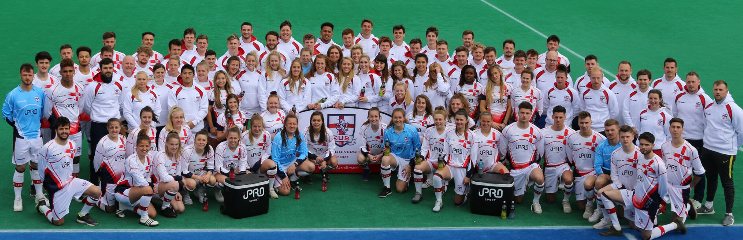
[263,51,286,95]
[420,62,450,110]
[479,66,513,130]
[278,58,311,115]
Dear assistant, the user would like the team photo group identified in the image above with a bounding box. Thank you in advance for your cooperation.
[3,17,741,239]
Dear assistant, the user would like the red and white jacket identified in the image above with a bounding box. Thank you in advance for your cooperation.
[703,94,743,155]
[637,107,671,150]
[545,82,581,126]
[277,37,303,62]
[651,74,685,113]
[608,77,637,125]
[581,84,618,132]
[672,88,712,140]
[354,33,380,59]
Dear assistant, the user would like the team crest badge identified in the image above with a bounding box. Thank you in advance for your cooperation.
[327,114,356,147]
[35,97,39,102]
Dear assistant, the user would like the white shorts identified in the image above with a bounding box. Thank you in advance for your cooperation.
[607,184,636,219]
[391,153,411,183]
[49,178,92,221]
[115,188,144,208]
[446,166,468,195]
[619,188,636,220]
[635,208,656,231]
[544,164,571,194]
[12,137,42,165]
[69,132,82,157]
[511,163,540,196]
[425,160,441,172]
[101,182,117,207]
[668,185,689,218]
[573,171,596,201]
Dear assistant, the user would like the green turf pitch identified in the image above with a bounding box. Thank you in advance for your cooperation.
[0,0,741,229]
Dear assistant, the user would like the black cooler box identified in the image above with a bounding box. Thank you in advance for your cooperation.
[221,173,270,219]
[469,172,514,216]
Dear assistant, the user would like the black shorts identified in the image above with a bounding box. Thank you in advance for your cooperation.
[97,167,116,195]
[640,191,662,221]
[248,161,262,173]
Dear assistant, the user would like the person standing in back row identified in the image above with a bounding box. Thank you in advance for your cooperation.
[699,80,743,226]
[81,58,122,184]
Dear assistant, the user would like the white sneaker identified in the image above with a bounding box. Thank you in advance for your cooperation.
[214,189,224,203]
[690,199,701,210]
[139,217,159,227]
[583,204,595,219]
[269,187,279,199]
[35,195,47,205]
[182,192,193,205]
[593,217,612,229]
[531,202,543,214]
[589,208,603,223]
[13,198,22,212]
[432,199,443,213]
[562,200,572,213]
[196,187,207,203]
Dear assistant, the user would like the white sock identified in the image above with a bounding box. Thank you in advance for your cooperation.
[30,169,42,197]
[161,190,176,209]
[650,222,677,239]
[413,169,423,193]
[585,188,595,206]
[704,201,713,209]
[266,167,277,189]
[533,183,544,203]
[136,194,153,219]
[13,170,23,199]
[80,196,98,215]
[297,171,310,177]
[72,163,80,177]
[600,193,620,229]
[433,173,444,201]
[39,205,53,222]
[563,183,573,201]
[381,165,391,188]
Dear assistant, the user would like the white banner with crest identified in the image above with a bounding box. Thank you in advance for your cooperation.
[297,107,391,173]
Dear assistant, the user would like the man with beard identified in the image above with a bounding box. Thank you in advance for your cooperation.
[4,63,47,211]
[608,61,637,126]
[82,58,123,183]
[35,117,101,226]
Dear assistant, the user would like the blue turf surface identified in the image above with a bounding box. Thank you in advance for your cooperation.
[2,226,739,240]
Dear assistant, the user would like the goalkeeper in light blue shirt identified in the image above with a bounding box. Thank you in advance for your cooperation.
[593,120,621,191]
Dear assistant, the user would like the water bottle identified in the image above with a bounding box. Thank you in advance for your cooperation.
[478,159,484,178]
[384,142,391,156]
[414,150,422,165]
[378,82,386,97]
[437,154,445,169]
[508,200,515,219]
[318,97,327,103]
[229,166,235,180]
[360,87,366,97]
[501,202,507,219]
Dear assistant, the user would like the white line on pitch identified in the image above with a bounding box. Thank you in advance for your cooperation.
[625,233,639,240]
[478,0,616,76]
